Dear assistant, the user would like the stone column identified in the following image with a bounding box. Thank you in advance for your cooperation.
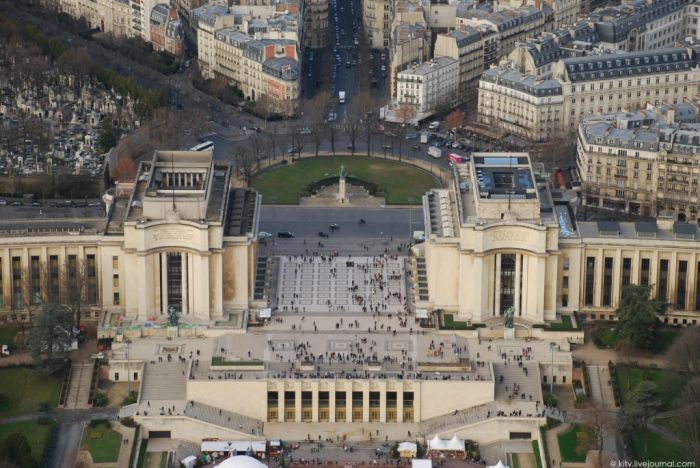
[396,388,404,423]
[312,387,319,423]
[278,389,285,423]
[210,252,224,318]
[379,388,387,423]
[345,391,352,423]
[295,387,302,423]
[362,387,369,423]
[514,254,522,317]
[494,253,502,316]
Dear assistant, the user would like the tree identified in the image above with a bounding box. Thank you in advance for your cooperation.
[615,284,665,350]
[327,120,338,156]
[354,91,377,158]
[444,109,465,141]
[580,400,617,467]
[344,117,362,156]
[623,381,663,454]
[0,431,34,468]
[29,303,75,375]
[97,119,118,153]
[395,105,416,161]
[669,376,700,465]
[666,326,700,375]
[234,147,256,184]
[110,155,137,182]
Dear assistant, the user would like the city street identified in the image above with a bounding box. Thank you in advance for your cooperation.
[259,206,424,255]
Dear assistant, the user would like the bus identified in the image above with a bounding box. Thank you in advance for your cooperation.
[190,141,215,152]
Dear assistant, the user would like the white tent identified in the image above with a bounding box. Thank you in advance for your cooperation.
[259,308,272,319]
[398,442,418,456]
[488,461,509,468]
[181,455,197,468]
[415,309,429,319]
[412,460,432,468]
[428,436,447,451]
[446,435,464,451]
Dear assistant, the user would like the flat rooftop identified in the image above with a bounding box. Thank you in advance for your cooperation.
[471,155,536,200]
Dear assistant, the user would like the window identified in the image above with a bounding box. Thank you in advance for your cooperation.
[584,257,595,306]
[658,259,669,302]
[640,258,650,286]
[113,274,119,288]
[67,255,78,303]
[677,260,687,309]
[113,292,120,305]
[622,258,632,286]
[11,257,21,310]
[49,256,59,303]
[87,254,97,305]
[112,256,119,269]
[603,257,613,307]
[30,256,40,305]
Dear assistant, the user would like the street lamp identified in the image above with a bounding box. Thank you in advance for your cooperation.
[549,341,557,395]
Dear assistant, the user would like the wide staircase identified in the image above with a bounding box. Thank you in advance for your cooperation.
[493,362,541,402]
[183,401,265,436]
[140,362,188,401]
[587,365,616,409]
[65,360,94,409]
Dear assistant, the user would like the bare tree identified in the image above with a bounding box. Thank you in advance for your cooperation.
[344,117,362,156]
[327,121,338,156]
[444,109,466,142]
[354,91,377,158]
[667,326,700,375]
[580,400,617,467]
[247,133,265,171]
[395,105,416,161]
[234,146,256,184]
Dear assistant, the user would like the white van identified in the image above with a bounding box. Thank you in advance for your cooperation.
[427,146,441,158]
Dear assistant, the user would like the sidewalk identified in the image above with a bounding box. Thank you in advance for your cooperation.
[544,422,570,468]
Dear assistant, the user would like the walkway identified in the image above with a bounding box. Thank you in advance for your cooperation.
[65,359,95,409]
[543,422,570,468]
[586,365,616,409]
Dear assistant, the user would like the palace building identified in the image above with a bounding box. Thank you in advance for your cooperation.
[419,153,700,326]
[0,150,261,323]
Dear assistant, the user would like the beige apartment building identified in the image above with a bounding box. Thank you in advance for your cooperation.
[434,27,488,103]
[577,102,700,222]
[0,151,261,322]
[419,152,700,326]
[389,23,430,99]
[303,0,328,49]
[363,0,392,48]
[494,0,580,29]
[478,46,700,141]
[396,57,459,114]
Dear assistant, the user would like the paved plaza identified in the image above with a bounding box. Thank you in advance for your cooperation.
[274,255,408,315]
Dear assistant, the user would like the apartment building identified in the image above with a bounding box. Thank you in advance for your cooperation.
[434,27,487,102]
[303,0,328,49]
[478,65,564,141]
[390,23,430,99]
[363,0,393,48]
[589,0,687,52]
[478,46,700,141]
[577,102,700,221]
[495,0,581,29]
[396,57,459,114]
[149,4,184,56]
[457,7,548,61]
[192,5,234,78]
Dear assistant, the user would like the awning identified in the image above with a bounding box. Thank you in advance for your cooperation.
[415,309,429,319]
[201,441,267,453]
[412,460,432,468]
[258,308,272,319]
[398,442,417,453]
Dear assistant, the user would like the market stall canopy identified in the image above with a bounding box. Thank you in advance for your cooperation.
[415,309,429,319]
[412,460,432,468]
[202,441,267,453]
[446,435,464,451]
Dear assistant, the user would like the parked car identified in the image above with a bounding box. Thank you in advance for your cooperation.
[405,133,419,140]
[277,231,295,238]
[428,121,440,130]
[287,146,299,154]
[318,231,329,237]
[258,231,273,239]
[0,199,6,206]
[329,223,340,230]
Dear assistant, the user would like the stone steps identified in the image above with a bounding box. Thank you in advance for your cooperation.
[183,401,264,436]
[65,360,94,409]
[140,362,187,401]
[493,362,540,403]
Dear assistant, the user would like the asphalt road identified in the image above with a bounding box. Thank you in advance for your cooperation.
[258,206,424,255]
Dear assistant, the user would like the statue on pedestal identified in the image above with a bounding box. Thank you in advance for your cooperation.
[167,304,180,327]
[336,164,348,203]
[504,305,515,329]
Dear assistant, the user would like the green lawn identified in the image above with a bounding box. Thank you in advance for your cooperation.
[630,428,691,462]
[615,366,686,410]
[549,315,579,331]
[81,421,122,463]
[250,156,438,205]
[592,326,678,352]
[0,325,22,348]
[656,329,680,352]
[557,424,592,462]
[0,367,62,417]
[0,420,55,464]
